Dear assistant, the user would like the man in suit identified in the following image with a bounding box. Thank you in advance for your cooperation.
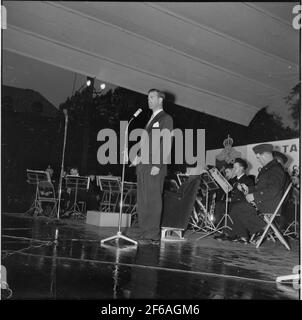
[216,144,288,243]
[214,158,254,225]
[230,158,254,203]
[131,89,173,244]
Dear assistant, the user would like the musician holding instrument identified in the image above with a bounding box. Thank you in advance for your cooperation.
[214,158,254,226]
[62,166,81,217]
[216,144,288,243]
[230,158,254,202]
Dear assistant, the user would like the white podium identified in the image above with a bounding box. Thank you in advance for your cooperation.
[86,210,131,228]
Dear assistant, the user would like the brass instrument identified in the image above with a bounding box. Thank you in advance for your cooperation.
[209,192,216,222]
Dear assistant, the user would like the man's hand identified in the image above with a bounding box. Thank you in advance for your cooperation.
[150,166,160,176]
[245,193,254,203]
[238,183,249,195]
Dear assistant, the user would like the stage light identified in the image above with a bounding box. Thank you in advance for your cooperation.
[100,83,106,90]
[86,79,92,87]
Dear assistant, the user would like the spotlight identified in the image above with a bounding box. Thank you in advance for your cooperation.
[86,79,92,87]
[100,83,106,90]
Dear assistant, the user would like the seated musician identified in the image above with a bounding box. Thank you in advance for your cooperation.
[69,166,80,177]
[214,158,254,224]
[62,166,84,217]
[215,144,288,243]
[45,165,54,182]
[86,173,100,210]
[45,164,59,192]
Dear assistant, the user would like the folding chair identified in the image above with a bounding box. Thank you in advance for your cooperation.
[256,183,292,250]
[37,181,58,218]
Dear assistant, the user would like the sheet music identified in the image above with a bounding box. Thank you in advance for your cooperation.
[65,175,90,190]
[200,172,219,191]
[26,169,50,183]
[209,168,233,194]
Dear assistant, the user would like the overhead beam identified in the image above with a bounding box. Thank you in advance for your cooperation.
[4,26,258,125]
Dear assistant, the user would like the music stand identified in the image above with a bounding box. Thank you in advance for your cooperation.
[187,172,218,234]
[97,176,121,212]
[25,169,50,217]
[209,167,233,230]
[283,191,299,238]
[194,196,217,234]
[196,168,233,240]
[122,182,137,215]
[64,175,90,219]
[200,171,219,212]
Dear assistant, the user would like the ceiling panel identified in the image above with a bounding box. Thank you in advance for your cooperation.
[2,1,300,126]
[155,2,299,63]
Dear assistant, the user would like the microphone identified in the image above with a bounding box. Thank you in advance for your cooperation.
[132,108,142,118]
[63,109,68,121]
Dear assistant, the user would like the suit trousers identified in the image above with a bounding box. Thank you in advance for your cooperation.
[226,201,266,238]
[136,165,166,240]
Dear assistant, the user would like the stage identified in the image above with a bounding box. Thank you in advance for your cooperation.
[1,212,299,300]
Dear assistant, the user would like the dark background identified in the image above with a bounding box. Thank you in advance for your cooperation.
[1,83,300,212]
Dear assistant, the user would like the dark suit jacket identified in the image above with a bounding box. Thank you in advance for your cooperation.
[137,110,173,175]
[230,174,254,203]
[249,159,288,212]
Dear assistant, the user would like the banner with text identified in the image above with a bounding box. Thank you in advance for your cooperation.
[206,138,299,177]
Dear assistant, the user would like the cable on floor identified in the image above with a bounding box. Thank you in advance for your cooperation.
[1,235,54,260]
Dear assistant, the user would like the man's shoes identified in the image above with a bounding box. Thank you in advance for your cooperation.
[236,236,249,244]
[229,236,241,242]
[249,231,262,244]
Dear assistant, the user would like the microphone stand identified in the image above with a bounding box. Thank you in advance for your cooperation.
[56,110,68,220]
[101,116,138,246]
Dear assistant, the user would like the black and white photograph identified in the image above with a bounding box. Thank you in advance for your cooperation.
[0,1,301,305]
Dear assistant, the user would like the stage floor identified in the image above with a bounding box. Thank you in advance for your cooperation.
[1,212,300,300]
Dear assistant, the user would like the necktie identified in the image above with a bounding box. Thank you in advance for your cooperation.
[145,114,155,130]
